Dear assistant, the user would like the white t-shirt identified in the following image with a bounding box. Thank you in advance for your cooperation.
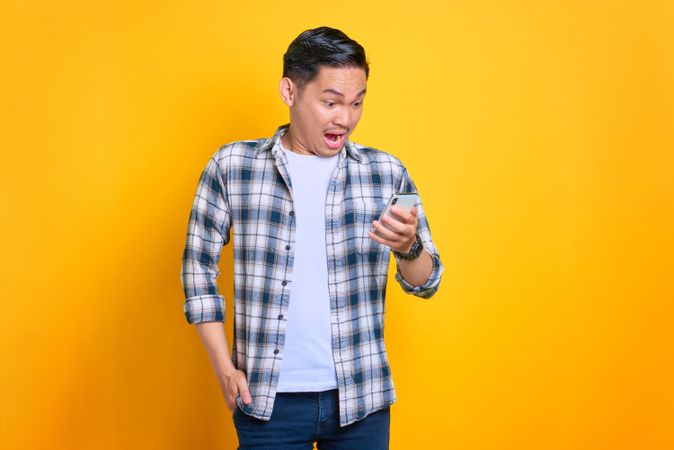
[275,139,341,392]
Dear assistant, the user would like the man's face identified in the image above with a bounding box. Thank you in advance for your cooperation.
[285,65,367,157]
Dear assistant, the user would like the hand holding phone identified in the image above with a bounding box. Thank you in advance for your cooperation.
[370,192,419,233]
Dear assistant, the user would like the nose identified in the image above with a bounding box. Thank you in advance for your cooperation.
[333,105,350,128]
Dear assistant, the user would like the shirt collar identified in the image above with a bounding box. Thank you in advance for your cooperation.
[255,123,363,163]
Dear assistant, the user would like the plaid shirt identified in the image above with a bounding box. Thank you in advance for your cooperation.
[180,123,444,427]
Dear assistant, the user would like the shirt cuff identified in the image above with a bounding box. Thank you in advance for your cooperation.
[184,294,225,324]
[394,248,443,298]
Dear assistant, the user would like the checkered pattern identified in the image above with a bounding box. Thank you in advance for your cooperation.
[180,123,444,427]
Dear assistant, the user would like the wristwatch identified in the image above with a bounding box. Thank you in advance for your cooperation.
[393,233,424,260]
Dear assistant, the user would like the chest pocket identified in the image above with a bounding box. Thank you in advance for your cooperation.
[354,200,388,255]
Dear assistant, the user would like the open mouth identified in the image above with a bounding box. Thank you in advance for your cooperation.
[324,132,346,149]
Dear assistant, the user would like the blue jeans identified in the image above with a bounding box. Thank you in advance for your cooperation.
[232,388,391,449]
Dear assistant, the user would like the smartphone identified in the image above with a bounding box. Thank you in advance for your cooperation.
[370,192,419,232]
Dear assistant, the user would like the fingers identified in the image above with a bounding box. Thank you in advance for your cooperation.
[373,213,414,238]
[379,215,406,234]
[369,206,419,250]
[389,205,418,223]
[226,370,252,411]
[238,375,252,404]
[369,224,405,247]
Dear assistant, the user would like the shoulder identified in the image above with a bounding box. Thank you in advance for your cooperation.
[351,142,406,170]
[350,141,420,193]
[208,137,268,168]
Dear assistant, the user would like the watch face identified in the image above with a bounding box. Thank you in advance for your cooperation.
[412,236,423,253]
[396,235,422,260]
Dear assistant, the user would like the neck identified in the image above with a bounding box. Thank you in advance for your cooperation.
[281,125,312,155]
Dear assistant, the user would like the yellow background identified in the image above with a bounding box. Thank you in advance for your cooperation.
[2,1,673,449]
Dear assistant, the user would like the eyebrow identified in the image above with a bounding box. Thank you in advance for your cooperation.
[322,88,367,97]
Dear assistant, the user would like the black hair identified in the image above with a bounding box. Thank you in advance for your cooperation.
[283,26,369,91]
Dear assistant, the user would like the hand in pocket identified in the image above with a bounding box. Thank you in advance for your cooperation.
[221,369,252,413]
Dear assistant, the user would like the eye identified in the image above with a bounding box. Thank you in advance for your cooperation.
[353,101,362,107]
[325,101,335,107]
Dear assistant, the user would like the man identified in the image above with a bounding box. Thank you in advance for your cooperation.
[181,26,444,449]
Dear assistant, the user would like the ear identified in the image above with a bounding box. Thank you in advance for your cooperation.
[279,77,295,107]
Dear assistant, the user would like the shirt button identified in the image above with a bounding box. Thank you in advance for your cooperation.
[289,210,295,216]
[282,280,287,286]
[278,314,283,320]
[285,245,291,250]
[274,349,279,354]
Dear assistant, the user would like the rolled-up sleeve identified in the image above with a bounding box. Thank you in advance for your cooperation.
[180,155,231,324]
[393,165,444,298]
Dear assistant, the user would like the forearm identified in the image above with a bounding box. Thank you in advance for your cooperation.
[195,321,237,380]
[395,248,433,286]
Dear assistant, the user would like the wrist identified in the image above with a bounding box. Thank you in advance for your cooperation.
[398,243,413,254]
[393,233,423,260]
[218,364,238,379]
